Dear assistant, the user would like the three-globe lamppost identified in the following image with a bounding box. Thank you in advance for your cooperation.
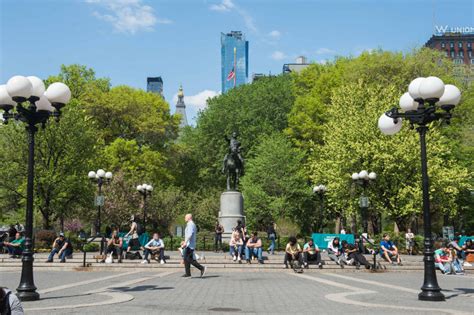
[378,76,461,302]
[88,169,113,254]
[313,184,327,232]
[137,184,153,234]
[351,171,376,234]
[0,76,71,301]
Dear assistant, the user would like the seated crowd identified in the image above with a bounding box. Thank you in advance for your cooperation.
[3,217,473,274]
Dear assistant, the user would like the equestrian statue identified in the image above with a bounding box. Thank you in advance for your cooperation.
[222,131,245,191]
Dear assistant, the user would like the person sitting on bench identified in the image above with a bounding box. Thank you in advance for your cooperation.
[342,240,372,269]
[142,232,165,264]
[303,238,322,269]
[3,232,24,258]
[46,232,72,263]
[380,233,402,265]
[103,230,123,263]
[229,229,243,262]
[285,236,303,271]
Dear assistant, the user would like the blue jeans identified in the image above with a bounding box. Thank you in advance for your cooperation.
[268,235,276,254]
[48,247,72,261]
[436,262,452,274]
[245,247,262,261]
[7,246,22,256]
[144,248,164,261]
[230,245,242,257]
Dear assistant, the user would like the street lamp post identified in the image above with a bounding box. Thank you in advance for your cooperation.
[137,184,153,233]
[312,184,327,232]
[351,171,376,234]
[378,76,461,302]
[0,76,71,301]
[88,169,113,254]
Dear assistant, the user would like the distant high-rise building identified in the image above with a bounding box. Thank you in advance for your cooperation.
[425,33,474,65]
[425,32,474,84]
[221,31,249,93]
[175,85,188,128]
[147,77,164,97]
[283,56,310,73]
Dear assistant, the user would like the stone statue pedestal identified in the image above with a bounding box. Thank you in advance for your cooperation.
[218,191,245,242]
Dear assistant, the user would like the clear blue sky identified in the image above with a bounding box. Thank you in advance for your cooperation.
[1,0,472,123]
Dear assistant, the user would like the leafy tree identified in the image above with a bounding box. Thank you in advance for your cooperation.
[180,75,295,190]
[286,49,457,151]
[0,103,99,229]
[241,133,312,231]
[308,81,471,232]
[104,138,172,186]
[85,86,180,148]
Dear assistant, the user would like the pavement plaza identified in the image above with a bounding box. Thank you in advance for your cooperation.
[1,267,473,314]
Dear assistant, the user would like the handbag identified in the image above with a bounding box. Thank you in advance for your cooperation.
[105,253,113,264]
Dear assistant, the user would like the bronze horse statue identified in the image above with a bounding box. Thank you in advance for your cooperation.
[222,147,244,191]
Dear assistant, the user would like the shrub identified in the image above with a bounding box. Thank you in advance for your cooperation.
[275,218,300,238]
[35,230,57,249]
[64,219,83,233]
[83,242,99,252]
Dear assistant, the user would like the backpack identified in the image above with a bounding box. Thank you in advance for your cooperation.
[136,222,144,235]
[125,251,142,260]
[1,290,11,315]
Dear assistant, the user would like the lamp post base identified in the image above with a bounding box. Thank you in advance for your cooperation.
[418,290,445,302]
[16,290,40,301]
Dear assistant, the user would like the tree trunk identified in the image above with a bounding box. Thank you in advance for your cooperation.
[350,215,357,235]
[42,211,50,230]
[393,222,400,235]
[335,216,341,234]
[368,217,374,236]
[60,214,64,232]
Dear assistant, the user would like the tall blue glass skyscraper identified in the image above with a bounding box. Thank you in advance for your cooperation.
[147,77,163,97]
[221,31,249,93]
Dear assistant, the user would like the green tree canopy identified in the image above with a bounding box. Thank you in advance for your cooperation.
[241,133,312,231]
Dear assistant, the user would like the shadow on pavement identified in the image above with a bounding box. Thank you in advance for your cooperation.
[39,293,93,301]
[191,275,220,279]
[111,285,175,292]
[443,287,474,299]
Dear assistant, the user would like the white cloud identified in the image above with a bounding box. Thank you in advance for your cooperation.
[209,0,257,33]
[268,30,281,39]
[271,51,287,61]
[354,46,374,56]
[173,90,220,111]
[86,0,171,34]
[209,0,234,11]
[315,48,336,55]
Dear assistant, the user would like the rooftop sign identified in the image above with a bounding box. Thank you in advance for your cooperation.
[435,25,474,35]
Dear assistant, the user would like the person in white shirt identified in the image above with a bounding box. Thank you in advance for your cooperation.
[0,287,24,315]
[303,239,322,269]
[327,237,347,268]
[229,230,244,262]
[141,232,165,264]
[405,229,415,255]
[182,214,206,278]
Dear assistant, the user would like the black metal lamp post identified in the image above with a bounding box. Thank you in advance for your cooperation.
[0,76,71,301]
[378,76,461,302]
[88,169,113,254]
[351,170,376,234]
[312,184,327,232]
[136,184,153,233]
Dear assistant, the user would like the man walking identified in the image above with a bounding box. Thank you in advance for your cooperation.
[182,214,206,278]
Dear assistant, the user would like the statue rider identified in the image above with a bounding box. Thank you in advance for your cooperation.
[222,131,244,174]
